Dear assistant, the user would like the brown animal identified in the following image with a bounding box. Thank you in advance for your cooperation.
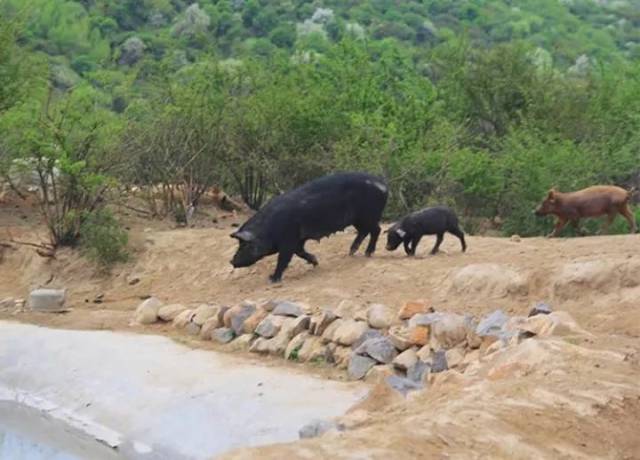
[535,185,637,237]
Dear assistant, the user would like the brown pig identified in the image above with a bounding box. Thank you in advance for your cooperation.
[535,185,637,237]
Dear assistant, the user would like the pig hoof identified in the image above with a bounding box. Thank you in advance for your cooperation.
[268,275,282,284]
[309,257,319,266]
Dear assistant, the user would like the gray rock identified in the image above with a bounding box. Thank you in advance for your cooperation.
[230,305,256,335]
[299,419,342,439]
[310,310,338,335]
[476,310,509,337]
[348,354,376,380]
[528,302,552,317]
[255,315,286,338]
[431,350,448,373]
[272,301,304,317]
[28,288,67,312]
[385,375,423,396]
[349,327,382,350]
[282,315,311,339]
[212,328,235,344]
[355,337,398,364]
[407,361,430,384]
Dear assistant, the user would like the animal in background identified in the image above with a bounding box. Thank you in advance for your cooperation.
[386,206,467,256]
[534,185,637,237]
[230,172,388,282]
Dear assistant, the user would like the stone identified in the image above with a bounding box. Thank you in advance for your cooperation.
[385,375,423,396]
[416,345,431,363]
[365,364,395,383]
[409,325,430,346]
[366,303,395,329]
[355,337,398,364]
[476,310,509,337]
[309,310,338,336]
[184,322,201,336]
[192,304,220,326]
[126,273,141,285]
[408,312,444,328]
[298,337,327,362]
[511,234,521,242]
[299,420,342,439]
[173,309,195,328]
[255,315,286,338]
[242,308,269,334]
[387,326,412,351]
[393,348,418,371]
[282,315,311,339]
[528,302,552,317]
[445,348,465,369]
[334,299,360,318]
[226,333,255,352]
[158,304,186,322]
[230,305,257,335]
[431,350,448,373]
[519,311,587,337]
[430,313,469,349]
[351,328,383,350]
[333,320,369,346]
[217,306,230,324]
[348,354,376,380]
[212,327,235,344]
[29,288,67,312]
[398,300,432,320]
[272,301,304,317]
[250,329,290,356]
[407,361,430,384]
[321,318,344,343]
[199,317,220,340]
[327,344,351,369]
[285,332,309,360]
[260,300,278,312]
[133,297,162,324]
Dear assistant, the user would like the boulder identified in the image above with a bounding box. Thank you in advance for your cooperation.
[212,327,235,344]
[398,300,432,320]
[173,309,195,329]
[321,318,344,343]
[250,329,290,356]
[192,304,220,326]
[298,337,327,362]
[355,337,398,364]
[286,315,311,338]
[392,348,418,371]
[158,304,186,322]
[255,315,286,338]
[242,308,269,334]
[309,310,338,336]
[348,354,376,380]
[351,328,383,350]
[230,305,257,335]
[366,303,395,329]
[29,288,67,313]
[133,297,162,324]
[387,326,412,351]
[285,332,309,360]
[333,320,369,346]
[199,317,220,340]
[272,301,304,317]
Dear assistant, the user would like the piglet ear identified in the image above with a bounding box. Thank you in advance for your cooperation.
[230,230,254,241]
[395,228,407,238]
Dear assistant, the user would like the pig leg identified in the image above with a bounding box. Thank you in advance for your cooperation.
[295,241,318,266]
[430,233,444,255]
[270,248,294,283]
[349,230,368,256]
[449,227,467,252]
[409,236,422,256]
[403,239,412,256]
[549,217,567,237]
[599,212,617,235]
[619,204,637,233]
[570,219,585,236]
[364,224,381,257]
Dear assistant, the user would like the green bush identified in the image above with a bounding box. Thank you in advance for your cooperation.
[80,209,129,268]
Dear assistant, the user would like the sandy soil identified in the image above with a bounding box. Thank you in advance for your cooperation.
[1,200,640,459]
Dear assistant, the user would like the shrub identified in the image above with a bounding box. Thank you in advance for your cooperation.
[80,209,129,268]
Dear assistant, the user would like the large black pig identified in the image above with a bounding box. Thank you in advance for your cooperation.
[386,206,466,256]
[230,172,388,282]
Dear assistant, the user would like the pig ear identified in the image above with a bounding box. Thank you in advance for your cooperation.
[230,230,254,242]
[547,189,556,200]
[395,228,407,238]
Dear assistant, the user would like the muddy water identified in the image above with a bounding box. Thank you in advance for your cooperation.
[0,321,366,459]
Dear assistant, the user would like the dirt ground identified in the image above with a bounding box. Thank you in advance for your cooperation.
[1,198,640,459]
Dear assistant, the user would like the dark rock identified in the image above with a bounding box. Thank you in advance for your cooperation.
[355,337,398,364]
[431,350,448,373]
[272,301,304,317]
[347,354,376,380]
[407,361,430,384]
[230,305,256,335]
[350,328,383,350]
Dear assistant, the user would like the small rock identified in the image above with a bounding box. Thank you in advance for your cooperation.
[281,315,311,339]
[366,303,395,329]
[351,328,383,350]
[272,301,303,317]
[230,304,256,335]
[226,333,255,352]
[299,420,342,439]
[398,300,432,320]
[310,310,338,335]
[387,326,412,351]
[285,332,309,360]
[242,307,269,334]
[298,337,327,362]
[126,274,141,285]
[184,322,201,336]
[29,288,67,312]
[510,235,521,242]
[212,327,235,344]
[199,317,220,340]
[393,348,418,371]
[158,304,186,322]
[193,304,220,326]
[431,350,448,373]
[528,302,552,317]
[409,326,430,346]
[445,348,465,369]
[321,318,344,343]
[385,375,423,396]
[407,361,430,384]
[255,315,286,338]
[416,345,431,362]
[476,310,509,337]
[430,313,469,349]
[365,364,396,383]
[348,354,376,380]
[173,309,195,328]
[133,297,162,324]
[333,320,369,346]
[355,337,398,364]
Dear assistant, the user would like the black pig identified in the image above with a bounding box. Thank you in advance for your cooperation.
[386,206,466,256]
[230,172,388,282]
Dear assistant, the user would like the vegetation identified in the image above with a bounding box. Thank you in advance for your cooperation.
[1,0,639,261]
